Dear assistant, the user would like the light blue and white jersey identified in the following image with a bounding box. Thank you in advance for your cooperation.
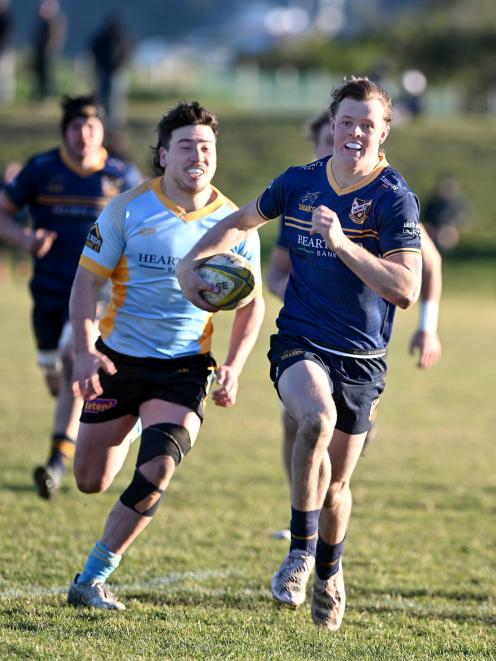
[79,177,261,358]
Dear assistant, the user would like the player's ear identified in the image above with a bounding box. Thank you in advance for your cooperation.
[159,146,167,169]
[379,124,390,145]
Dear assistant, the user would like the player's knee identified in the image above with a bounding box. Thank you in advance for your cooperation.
[74,462,112,494]
[323,479,351,510]
[137,423,191,468]
[75,471,109,494]
[298,410,335,450]
[37,350,61,396]
[118,424,192,517]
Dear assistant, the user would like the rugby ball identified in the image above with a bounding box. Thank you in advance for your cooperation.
[198,252,256,310]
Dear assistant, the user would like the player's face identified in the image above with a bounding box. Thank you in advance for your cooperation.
[64,115,104,162]
[160,125,217,194]
[314,122,334,159]
[331,97,389,168]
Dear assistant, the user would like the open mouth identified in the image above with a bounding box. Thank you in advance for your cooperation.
[187,167,204,176]
[345,142,362,152]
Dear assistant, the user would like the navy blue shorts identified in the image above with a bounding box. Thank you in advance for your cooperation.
[267,334,387,435]
[80,339,217,423]
[31,290,69,351]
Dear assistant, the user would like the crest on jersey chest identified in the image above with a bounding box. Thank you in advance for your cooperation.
[349,197,373,224]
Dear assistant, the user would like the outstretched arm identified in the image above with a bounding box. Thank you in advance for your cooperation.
[409,225,442,368]
[0,190,57,257]
[212,294,265,407]
[176,199,267,310]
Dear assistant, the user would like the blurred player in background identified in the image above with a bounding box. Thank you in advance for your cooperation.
[268,110,442,540]
[66,101,264,610]
[0,93,142,499]
[177,77,422,632]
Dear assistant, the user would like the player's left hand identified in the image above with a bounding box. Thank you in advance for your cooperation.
[211,364,239,407]
[409,330,442,369]
[310,205,346,251]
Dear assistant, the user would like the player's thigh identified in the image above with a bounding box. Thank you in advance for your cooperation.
[278,359,334,424]
[328,428,367,483]
[139,399,202,447]
[74,415,138,482]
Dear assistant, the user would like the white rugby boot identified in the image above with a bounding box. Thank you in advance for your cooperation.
[67,575,125,610]
[311,563,346,631]
[271,549,315,607]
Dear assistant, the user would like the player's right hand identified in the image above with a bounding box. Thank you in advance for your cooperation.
[176,260,219,312]
[23,227,58,257]
[72,350,117,400]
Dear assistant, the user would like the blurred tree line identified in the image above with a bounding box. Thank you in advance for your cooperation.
[249,0,496,112]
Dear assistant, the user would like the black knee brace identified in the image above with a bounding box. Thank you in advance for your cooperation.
[120,469,164,517]
[119,424,191,517]
[136,423,191,467]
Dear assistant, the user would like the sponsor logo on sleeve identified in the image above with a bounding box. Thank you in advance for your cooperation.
[85,223,103,252]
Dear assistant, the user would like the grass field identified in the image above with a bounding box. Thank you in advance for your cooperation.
[0,271,495,660]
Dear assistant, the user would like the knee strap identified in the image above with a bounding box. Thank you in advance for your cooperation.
[120,469,164,517]
[137,423,191,467]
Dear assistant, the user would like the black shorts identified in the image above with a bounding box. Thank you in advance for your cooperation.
[80,338,217,424]
[31,289,69,351]
[267,334,387,435]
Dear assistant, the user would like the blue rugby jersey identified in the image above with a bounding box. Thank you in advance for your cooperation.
[257,155,421,356]
[5,146,141,295]
[79,178,262,359]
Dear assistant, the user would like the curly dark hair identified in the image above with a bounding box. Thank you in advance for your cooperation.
[151,101,219,174]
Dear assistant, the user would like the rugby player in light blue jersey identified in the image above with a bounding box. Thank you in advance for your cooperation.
[177,77,422,631]
[66,101,264,610]
[0,94,142,499]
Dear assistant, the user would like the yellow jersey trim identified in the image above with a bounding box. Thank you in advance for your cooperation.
[326,154,389,196]
[150,178,236,221]
[59,146,108,177]
[79,254,113,278]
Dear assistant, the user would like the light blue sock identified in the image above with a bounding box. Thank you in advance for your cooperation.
[77,541,122,584]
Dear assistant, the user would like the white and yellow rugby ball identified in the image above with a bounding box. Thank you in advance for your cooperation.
[198,252,256,310]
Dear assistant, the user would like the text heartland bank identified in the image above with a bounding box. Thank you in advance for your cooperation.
[138,253,180,272]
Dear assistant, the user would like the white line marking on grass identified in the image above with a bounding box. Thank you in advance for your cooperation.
[0,568,241,600]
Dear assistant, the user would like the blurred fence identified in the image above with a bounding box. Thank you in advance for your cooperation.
[5,51,496,119]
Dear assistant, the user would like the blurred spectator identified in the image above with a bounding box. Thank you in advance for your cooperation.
[89,14,133,130]
[399,69,427,119]
[32,0,67,101]
[0,0,15,104]
[0,161,30,281]
[423,175,476,253]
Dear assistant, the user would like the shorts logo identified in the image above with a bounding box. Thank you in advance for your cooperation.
[281,349,304,360]
[349,198,373,224]
[85,223,103,253]
[83,398,117,413]
[369,396,380,421]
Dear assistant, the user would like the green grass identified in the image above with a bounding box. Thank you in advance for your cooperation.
[0,272,495,660]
